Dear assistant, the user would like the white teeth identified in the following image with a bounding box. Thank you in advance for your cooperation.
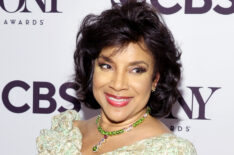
[108,97,128,102]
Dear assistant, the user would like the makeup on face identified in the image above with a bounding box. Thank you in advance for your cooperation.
[92,42,156,123]
[105,93,133,107]
[97,55,149,75]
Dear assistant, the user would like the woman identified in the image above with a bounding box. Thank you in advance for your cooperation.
[37,1,196,154]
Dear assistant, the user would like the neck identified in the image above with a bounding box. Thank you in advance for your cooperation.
[99,107,148,131]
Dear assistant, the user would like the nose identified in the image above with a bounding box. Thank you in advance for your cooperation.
[109,70,128,91]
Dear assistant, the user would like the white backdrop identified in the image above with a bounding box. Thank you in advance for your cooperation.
[0,0,234,154]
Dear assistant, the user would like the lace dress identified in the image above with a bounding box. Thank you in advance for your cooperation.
[36,110,197,155]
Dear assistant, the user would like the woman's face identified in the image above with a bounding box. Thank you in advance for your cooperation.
[92,42,158,123]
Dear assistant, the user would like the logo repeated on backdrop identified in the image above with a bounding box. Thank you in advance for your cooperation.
[1,80,221,133]
[168,87,221,120]
[111,0,234,15]
[1,80,220,115]
[166,87,221,132]
[0,0,61,26]
[1,80,79,114]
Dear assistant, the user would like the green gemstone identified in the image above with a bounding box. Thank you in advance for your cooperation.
[92,146,98,152]
[112,131,116,135]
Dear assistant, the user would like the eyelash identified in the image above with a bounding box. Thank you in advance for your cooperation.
[132,67,147,74]
[98,63,147,74]
[98,63,112,70]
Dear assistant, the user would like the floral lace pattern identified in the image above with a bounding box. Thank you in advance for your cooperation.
[36,110,197,155]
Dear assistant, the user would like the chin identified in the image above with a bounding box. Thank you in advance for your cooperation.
[103,107,131,123]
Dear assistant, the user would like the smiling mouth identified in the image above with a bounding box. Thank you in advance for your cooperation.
[105,93,132,107]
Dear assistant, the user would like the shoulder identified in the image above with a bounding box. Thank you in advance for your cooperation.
[50,110,80,131]
[149,133,197,155]
[36,110,82,155]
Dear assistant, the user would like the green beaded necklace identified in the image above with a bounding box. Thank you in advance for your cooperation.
[92,107,150,152]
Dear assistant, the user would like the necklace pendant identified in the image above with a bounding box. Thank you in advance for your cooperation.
[92,135,108,152]
[92,145,98,152]
[104,135,108,139]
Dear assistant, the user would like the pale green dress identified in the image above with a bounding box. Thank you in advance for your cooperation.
[36,110,197,155]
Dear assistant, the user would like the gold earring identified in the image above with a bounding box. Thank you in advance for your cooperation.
[152,87,156,92]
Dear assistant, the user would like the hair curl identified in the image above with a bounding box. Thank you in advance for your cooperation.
[74,0,181,118]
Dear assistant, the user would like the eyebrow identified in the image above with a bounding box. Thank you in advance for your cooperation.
[99,55,113,63]
[98,55,149,67]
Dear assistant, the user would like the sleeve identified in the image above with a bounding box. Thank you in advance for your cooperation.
[36,110,82,155]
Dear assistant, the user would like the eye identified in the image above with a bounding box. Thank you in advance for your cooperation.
[132,67,147,74]
[98,63,112,70]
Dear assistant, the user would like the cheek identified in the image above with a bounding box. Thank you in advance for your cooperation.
[92,67,111,94]
[92,69,104,104]
[93,69,102,91]
[130,75,153,95]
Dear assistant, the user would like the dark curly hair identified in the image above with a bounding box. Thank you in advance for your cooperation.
[74,0,181,118]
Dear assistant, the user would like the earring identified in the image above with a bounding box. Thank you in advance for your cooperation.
[152,87,156,93]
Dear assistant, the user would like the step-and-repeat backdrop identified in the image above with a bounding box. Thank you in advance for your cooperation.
[0,0,233,154]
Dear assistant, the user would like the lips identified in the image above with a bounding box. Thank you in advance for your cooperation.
[105,93,132,107]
